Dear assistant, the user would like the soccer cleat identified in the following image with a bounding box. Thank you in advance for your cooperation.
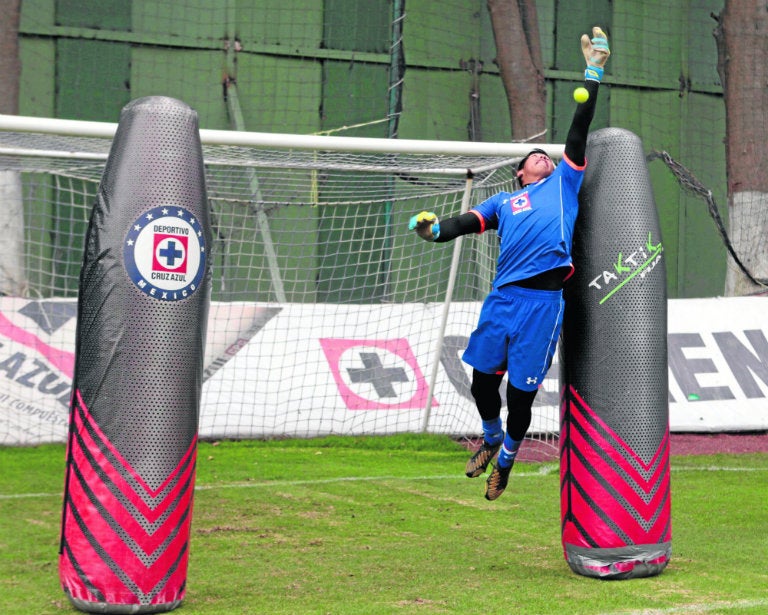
[465,441,501,478]
[484,461,512,501]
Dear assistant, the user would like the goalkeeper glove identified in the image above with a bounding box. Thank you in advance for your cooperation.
[581,26,610,82]
[408,211,440,241]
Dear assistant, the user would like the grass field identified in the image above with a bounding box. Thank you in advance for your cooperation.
[1,434,767,615]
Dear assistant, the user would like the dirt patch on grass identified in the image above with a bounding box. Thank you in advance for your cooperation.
[462,432,768,462]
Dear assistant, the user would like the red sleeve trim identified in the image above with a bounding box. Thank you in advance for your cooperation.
[563,152,587,172]
[469,209,486,233]
[563,264,575,281]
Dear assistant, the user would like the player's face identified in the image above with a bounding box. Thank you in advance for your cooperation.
[521,152,554,184]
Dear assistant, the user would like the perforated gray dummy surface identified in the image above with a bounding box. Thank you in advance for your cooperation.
[562,126,668,464]
[74,96,211,490]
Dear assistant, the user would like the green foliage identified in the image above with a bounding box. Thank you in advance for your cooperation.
[1,438,766,614]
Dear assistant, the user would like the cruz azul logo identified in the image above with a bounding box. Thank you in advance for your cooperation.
[319,338,435,410]
[124,206,206,301]
[588,232,663,305]
[510,192,532,215]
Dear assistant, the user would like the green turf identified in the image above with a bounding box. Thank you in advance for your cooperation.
[1,436,766,614]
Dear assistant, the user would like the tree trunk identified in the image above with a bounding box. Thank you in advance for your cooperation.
[0,0,26,297]
[487,0,546,142]
[0,0,21,115]
[714,1,768,296]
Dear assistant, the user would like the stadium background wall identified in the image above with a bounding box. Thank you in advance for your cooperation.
[15,0,726,299]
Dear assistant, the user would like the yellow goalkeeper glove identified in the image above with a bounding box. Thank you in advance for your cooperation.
[408,211,440,241]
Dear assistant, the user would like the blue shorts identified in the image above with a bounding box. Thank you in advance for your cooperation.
[462,284,565,391]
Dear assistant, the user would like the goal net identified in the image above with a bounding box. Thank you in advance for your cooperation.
[0,115,562,446]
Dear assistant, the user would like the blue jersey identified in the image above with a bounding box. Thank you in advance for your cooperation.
[470,155,585,287]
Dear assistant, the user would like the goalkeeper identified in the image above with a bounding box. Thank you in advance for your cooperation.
[409,27,610,501]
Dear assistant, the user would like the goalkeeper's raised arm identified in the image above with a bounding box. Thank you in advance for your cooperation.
[564,25,611,168]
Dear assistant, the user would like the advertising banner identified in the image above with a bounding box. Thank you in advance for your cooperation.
[0,297,766,445]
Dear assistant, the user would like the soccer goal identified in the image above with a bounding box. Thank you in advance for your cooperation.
[0,113,563,446]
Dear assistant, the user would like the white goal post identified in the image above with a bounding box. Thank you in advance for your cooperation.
[0,113,562,446]
[0,113,564,156]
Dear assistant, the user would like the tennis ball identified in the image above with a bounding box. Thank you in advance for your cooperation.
[573,87,589,103]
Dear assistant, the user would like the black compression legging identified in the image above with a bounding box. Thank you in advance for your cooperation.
[469,369,537,441]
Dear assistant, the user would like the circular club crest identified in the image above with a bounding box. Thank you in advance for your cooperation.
[124,206,206,301]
